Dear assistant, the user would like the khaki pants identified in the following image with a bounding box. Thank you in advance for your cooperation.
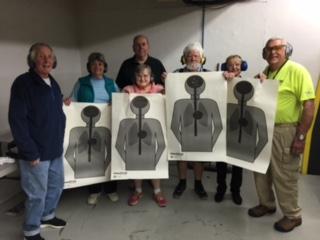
[254,124,301,218]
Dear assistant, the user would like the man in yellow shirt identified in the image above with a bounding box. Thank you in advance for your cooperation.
[248,37,315,232]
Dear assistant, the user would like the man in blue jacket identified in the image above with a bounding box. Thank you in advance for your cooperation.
[9,43,66,240]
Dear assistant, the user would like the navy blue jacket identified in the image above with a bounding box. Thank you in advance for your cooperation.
[8,69,66,161]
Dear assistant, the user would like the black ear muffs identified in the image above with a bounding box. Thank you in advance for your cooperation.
[221,60,248,71]
[180,55,206,65]
[262,42,293,59]
[180,55,185,65]
[262,47,268,60]
[27,51,34,68]
[27,43,37,69]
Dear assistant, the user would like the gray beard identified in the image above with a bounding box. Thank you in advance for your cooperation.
[186,62,201,72]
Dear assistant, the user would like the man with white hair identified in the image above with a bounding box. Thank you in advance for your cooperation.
[175,42,208,73]
[172,42,210,200]
[9,43,66,240]
[248,37,315,232]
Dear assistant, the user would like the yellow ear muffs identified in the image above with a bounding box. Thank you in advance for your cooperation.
[180,55,206,65]
[201,56,206,65]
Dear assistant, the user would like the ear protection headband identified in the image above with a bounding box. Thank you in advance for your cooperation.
[180,54,206,65]
[27,42,57,69]
[262,42,293,59]
[221,59,248,71]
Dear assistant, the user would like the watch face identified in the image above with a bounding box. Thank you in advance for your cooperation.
[298,134,305,141]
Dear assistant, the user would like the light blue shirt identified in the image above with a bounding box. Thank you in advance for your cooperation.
[91,78,109,103]
[71,77,119,103]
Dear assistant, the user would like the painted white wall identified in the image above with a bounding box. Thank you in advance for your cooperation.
[77,0,204,77]
[0,0,319,137]
[78,0,320,83]
[0,0,82,136]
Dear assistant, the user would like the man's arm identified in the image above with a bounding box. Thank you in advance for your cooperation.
[291,99,315,155]
[8,79,40,161]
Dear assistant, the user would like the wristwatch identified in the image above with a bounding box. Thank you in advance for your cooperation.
[297,133,305,141]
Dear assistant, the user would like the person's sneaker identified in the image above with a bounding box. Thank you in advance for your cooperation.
[41,217,66,229]
[172,181,186,199]
[107,192,119,202]
[153,192,167,207]
[87,193,101,205]
[214,191,225,203]
[231,192,242,205]
[128,192,143,206]
[248,205,276,217]
[24,234,44,240]
[274,216,302,232]
[194,183,208,200]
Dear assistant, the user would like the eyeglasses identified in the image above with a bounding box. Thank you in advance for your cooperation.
[265,45,286,52]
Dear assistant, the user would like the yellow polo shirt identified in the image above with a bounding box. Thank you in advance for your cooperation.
[266,60,315,123]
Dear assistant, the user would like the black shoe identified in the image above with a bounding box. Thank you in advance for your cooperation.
[41,217,66,229]
[214,191,225,202]
[173,181,186,199]
[24,234,44,240]
[194,183,208,200]
[231,192,242,205]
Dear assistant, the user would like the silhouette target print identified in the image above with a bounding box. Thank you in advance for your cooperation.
[65,105,111,178]
[171,75,222,152]
[227,81,268,162]
[115,96,165,170]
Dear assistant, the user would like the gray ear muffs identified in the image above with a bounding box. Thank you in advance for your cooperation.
[262,42,293,59]
[285,42,293,57]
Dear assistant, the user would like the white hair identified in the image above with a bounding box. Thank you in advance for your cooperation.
[183,42,204,58]
[265,37,287,47]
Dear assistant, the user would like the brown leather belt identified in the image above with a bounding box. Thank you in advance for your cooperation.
[274,122,298,127]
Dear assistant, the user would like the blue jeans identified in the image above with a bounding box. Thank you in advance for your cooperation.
[19,156,64,236]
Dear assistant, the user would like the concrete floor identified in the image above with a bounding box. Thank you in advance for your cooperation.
[0,164,320,240]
